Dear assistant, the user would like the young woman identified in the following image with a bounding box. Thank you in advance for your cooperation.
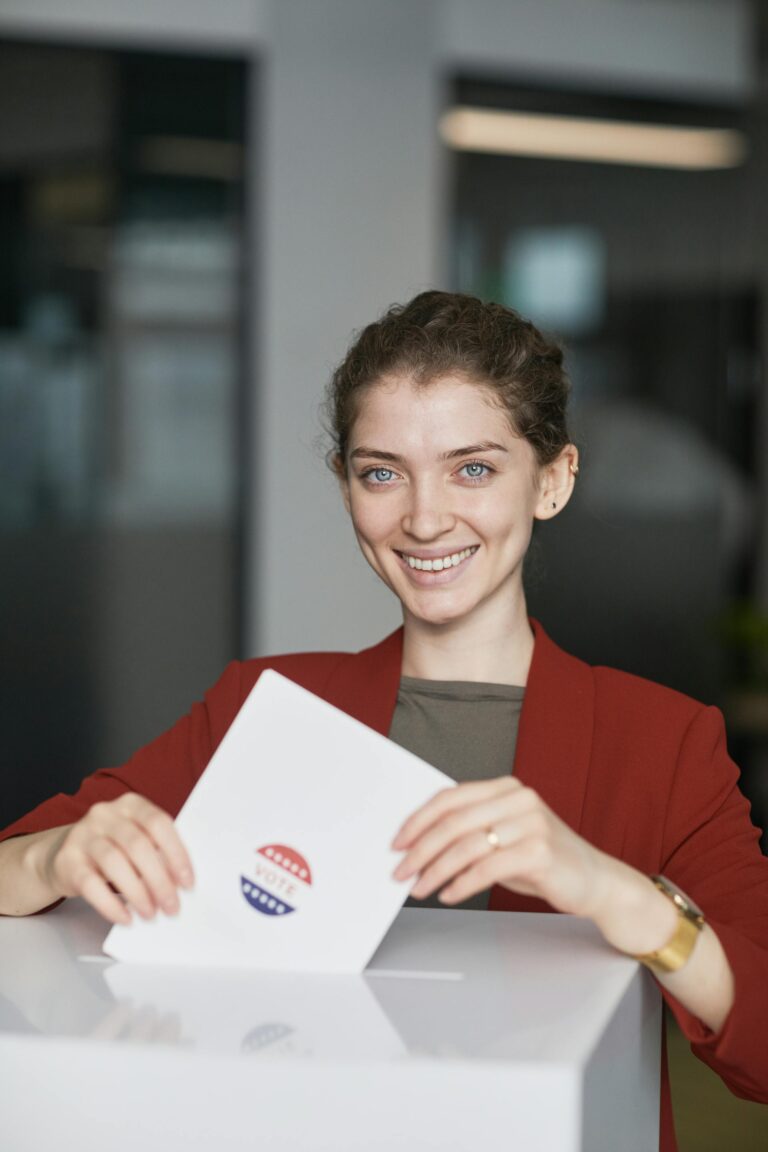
[1,291,766,1149]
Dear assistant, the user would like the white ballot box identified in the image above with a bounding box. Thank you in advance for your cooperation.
[0,900,661,1152]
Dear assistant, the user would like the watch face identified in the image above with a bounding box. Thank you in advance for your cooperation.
[654,875,705,921]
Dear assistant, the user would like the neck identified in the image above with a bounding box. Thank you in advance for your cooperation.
[401,599,535,686]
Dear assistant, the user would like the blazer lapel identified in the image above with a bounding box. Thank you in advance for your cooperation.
[323,619,594,919]
[514,619,594,834]
[323,619,595,837]
[322,628,404,736]
[489,620,595,913]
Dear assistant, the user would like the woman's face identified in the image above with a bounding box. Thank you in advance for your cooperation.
[341,374,568,632]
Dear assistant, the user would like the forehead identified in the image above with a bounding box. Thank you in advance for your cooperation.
[349,374,517,447]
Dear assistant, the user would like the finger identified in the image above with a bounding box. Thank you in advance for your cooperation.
[409,827,493,899]
[391,777,519,850]
[89,836,157,919]
[410,813,531,898]
[391,778,517,850]
[394,786,536,881]
[106,824,181,916]
[438,839,544,905]
[76,868,134,926]
[117,796,195,889]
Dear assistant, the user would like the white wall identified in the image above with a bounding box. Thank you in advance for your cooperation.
[440,0,753,100]
[0,0,270,50]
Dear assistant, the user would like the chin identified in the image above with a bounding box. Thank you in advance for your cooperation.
[405,595,473,627]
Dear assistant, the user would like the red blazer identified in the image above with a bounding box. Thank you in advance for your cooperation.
[3,621,767,1150]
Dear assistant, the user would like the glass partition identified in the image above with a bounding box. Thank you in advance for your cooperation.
[447,78,766,842]
[0,41,248,827]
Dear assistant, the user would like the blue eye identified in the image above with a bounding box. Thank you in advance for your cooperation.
[460,461,491,481]
[364,467,396,484]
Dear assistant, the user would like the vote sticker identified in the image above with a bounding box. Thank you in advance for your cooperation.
[240,844,313,918]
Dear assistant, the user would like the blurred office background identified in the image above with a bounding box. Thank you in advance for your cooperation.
[2,0,768,825]
[2,0,768,839]
[1,1,767,1146]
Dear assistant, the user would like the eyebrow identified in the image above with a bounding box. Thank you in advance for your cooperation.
[349,441,510,463]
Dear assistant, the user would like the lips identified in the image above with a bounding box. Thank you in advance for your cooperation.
[394,545,479,583]
[397,545,479,572]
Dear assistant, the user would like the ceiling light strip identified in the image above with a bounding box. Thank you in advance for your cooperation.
[440,107,747,170]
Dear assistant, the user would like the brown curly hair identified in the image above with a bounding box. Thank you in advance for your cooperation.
[326,290,571,473]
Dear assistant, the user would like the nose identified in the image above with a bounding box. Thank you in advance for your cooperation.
[401,478,456,541]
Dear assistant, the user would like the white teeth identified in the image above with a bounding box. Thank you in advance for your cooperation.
[404,547,476,571]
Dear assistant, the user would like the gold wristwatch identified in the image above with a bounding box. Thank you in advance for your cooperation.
[634,875,705,974]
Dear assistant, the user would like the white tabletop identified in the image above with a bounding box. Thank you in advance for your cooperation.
[0,900,661,1152]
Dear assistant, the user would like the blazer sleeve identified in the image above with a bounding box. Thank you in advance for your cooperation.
[0,660,245,844]
[659,704,768,1102]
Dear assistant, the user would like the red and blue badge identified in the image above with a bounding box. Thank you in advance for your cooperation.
[240,843,313,917]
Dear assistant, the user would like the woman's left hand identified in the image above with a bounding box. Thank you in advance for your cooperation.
[391,777,677,956]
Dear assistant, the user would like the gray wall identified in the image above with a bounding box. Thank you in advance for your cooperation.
[254,0,441,656]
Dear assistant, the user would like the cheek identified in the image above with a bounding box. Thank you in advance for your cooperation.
[348,491,394,543]
[477,489,537,542]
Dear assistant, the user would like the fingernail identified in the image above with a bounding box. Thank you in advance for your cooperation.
[180,869,194,889]
[163,899,179,916]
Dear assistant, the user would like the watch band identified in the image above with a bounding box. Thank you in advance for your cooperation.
[634,875,705,974]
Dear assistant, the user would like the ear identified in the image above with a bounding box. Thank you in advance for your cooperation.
[534,445,579,521]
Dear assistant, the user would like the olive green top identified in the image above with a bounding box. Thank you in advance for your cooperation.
[389,676,525,911]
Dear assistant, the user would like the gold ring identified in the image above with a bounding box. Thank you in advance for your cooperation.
[485,827,501,850]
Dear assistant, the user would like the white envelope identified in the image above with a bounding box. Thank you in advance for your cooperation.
[104,670,454,973]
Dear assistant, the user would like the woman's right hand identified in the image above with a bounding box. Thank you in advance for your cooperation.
[39,793,194,925]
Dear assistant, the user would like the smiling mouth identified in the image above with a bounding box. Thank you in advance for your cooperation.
[396,546,479,572]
